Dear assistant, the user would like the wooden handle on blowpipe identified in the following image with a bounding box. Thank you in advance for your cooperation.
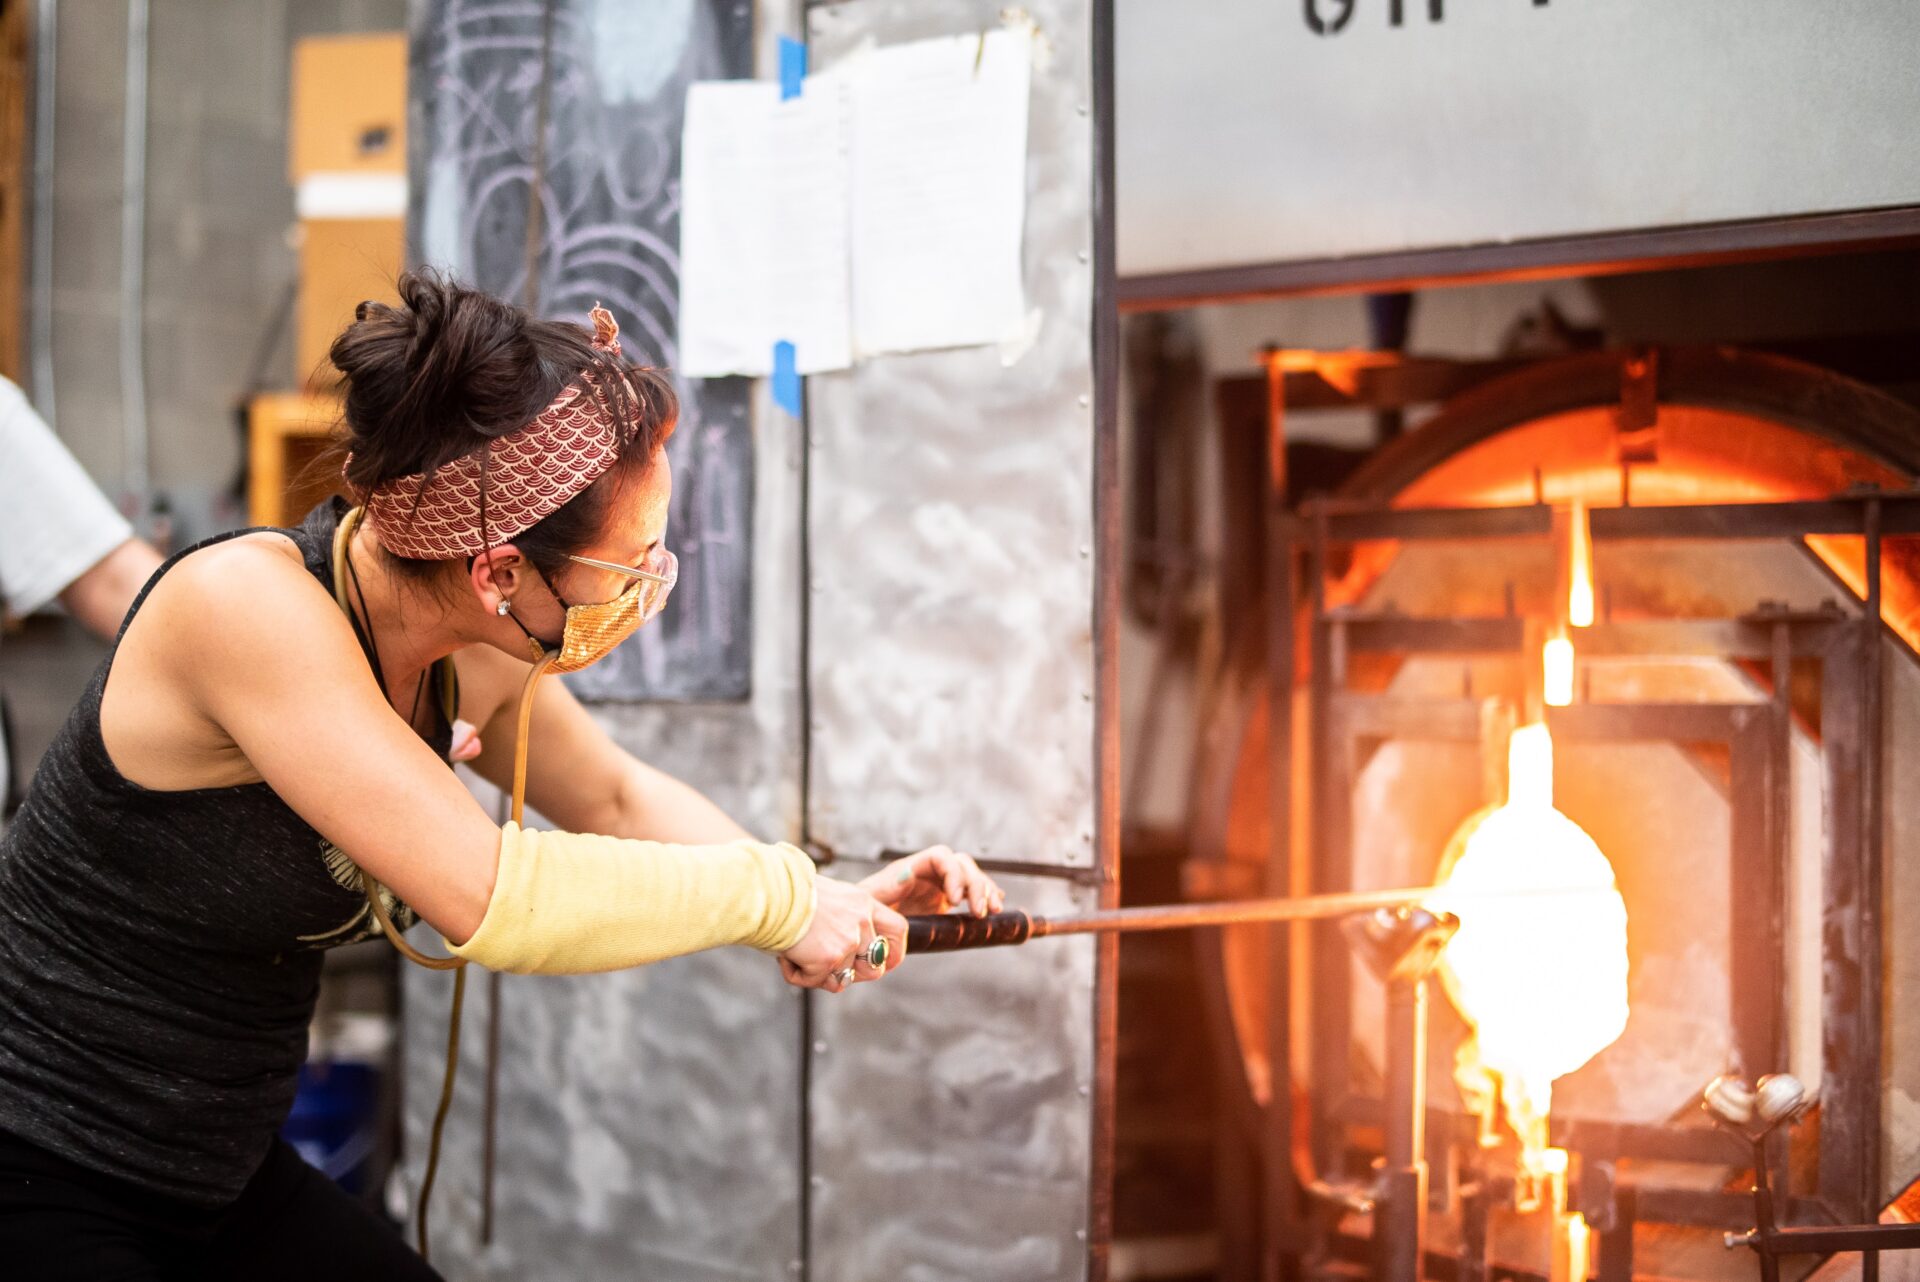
[904,910,1036,954]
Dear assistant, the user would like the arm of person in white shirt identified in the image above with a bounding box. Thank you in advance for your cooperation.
[0,376,161,639]
[57,538,165,642]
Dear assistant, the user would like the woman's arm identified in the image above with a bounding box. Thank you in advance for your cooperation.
[58,537,165,642]
[109,540,884,982]
[462,654,750,843]
[127,541,506,943]
[462,657,1011,914]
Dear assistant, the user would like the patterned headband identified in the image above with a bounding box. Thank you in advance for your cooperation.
[361,306,634,561]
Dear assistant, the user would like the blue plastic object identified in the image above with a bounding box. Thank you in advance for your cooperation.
[281,1060,382,1195]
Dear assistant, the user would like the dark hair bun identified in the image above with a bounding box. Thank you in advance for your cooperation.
[332,269,656,493]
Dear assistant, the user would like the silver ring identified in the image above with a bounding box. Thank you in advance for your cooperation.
[865,937,891,970]
[831,965,856,985]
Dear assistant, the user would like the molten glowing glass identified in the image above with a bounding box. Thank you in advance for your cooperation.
[1542,634,1575,707]
[1427,722,1629,1160]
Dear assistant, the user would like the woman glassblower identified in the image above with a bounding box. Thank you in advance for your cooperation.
[0,272,1003,1279]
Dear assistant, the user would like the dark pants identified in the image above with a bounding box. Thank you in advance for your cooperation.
[0,1128,442,1281]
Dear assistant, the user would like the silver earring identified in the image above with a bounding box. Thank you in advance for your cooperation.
[496,600,512,616]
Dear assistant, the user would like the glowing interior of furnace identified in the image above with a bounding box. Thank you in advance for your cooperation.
[1427,722,1630,1171]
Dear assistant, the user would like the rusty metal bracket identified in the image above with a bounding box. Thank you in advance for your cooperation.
[1615,347,1661,465]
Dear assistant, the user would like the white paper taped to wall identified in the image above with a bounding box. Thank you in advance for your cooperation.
[848,24,1033,358]
[679,76,852,378]
[677,24,1032,376]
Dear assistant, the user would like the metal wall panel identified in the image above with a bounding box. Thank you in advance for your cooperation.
[400,377,808,1281]
[803,4,1104,1281]
[404,1,1109,1276]
[805,0,1100,870]
[808,866,1100,1282]
[1116,0,1920,277]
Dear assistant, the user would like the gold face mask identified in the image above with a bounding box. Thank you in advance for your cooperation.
[514,548,677,674]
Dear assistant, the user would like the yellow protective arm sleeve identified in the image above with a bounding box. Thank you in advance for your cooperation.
[446,822,819,975]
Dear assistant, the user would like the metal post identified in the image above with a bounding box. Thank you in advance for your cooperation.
[1262,345,1298,1282]
[1753,1139,1782,1282]
[118,0,150,516]
[1089,0,1123,1272]
[1343,908,1457,1282]
[1378,974,1429,1282]
[1458,1176,1490,1282]
[1307,507,1344,1179]
[1861,497,1885,1211]
[1598,1183,1637,1282]
[30,0,59,423]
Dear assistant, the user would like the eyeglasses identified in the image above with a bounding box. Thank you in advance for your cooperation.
[566,547,678,621]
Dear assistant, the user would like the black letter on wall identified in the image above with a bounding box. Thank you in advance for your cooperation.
[1305,0,1356,35]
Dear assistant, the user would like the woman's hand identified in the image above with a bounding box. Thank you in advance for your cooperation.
[860,845,1005,918]
[448,718,484,764]
[778,876,907,994]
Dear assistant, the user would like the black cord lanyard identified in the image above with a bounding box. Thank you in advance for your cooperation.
[340,522,429,732]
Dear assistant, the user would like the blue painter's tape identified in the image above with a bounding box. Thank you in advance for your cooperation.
[772,340,800,416]
[778,36,806,101]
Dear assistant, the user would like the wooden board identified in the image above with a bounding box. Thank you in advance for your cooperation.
[247,392,341,528]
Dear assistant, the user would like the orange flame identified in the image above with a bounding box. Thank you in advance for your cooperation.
[1567,499,1595,629]
[1427,722,1629,1166]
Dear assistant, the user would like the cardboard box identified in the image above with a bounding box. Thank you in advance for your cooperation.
[297,216,404,387]
[289,32,407,388]
[290,33,406,182]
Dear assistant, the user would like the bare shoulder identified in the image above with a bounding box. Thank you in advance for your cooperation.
[103,532,369,790]
[157,531,326,610]
[134,531,359,673]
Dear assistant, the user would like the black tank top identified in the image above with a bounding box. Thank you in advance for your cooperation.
[0,499,452,1205]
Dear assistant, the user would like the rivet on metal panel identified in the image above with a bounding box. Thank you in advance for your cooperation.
[1077,250,1089,263]
[810,1175,826,1188]
[1077,393,1090,407]
[1082,691,1092,702]
[1079,546,1089,557]
[1075,1228,1089,1242]
[812,1040,828,1055]
[1078,1084,1090,1097]
[1076,103,1088,116]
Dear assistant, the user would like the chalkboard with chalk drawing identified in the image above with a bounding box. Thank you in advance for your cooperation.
[408,0,754,701]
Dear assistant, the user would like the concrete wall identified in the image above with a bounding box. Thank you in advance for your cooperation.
[37,0,404,545]
[3,0,404,794]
